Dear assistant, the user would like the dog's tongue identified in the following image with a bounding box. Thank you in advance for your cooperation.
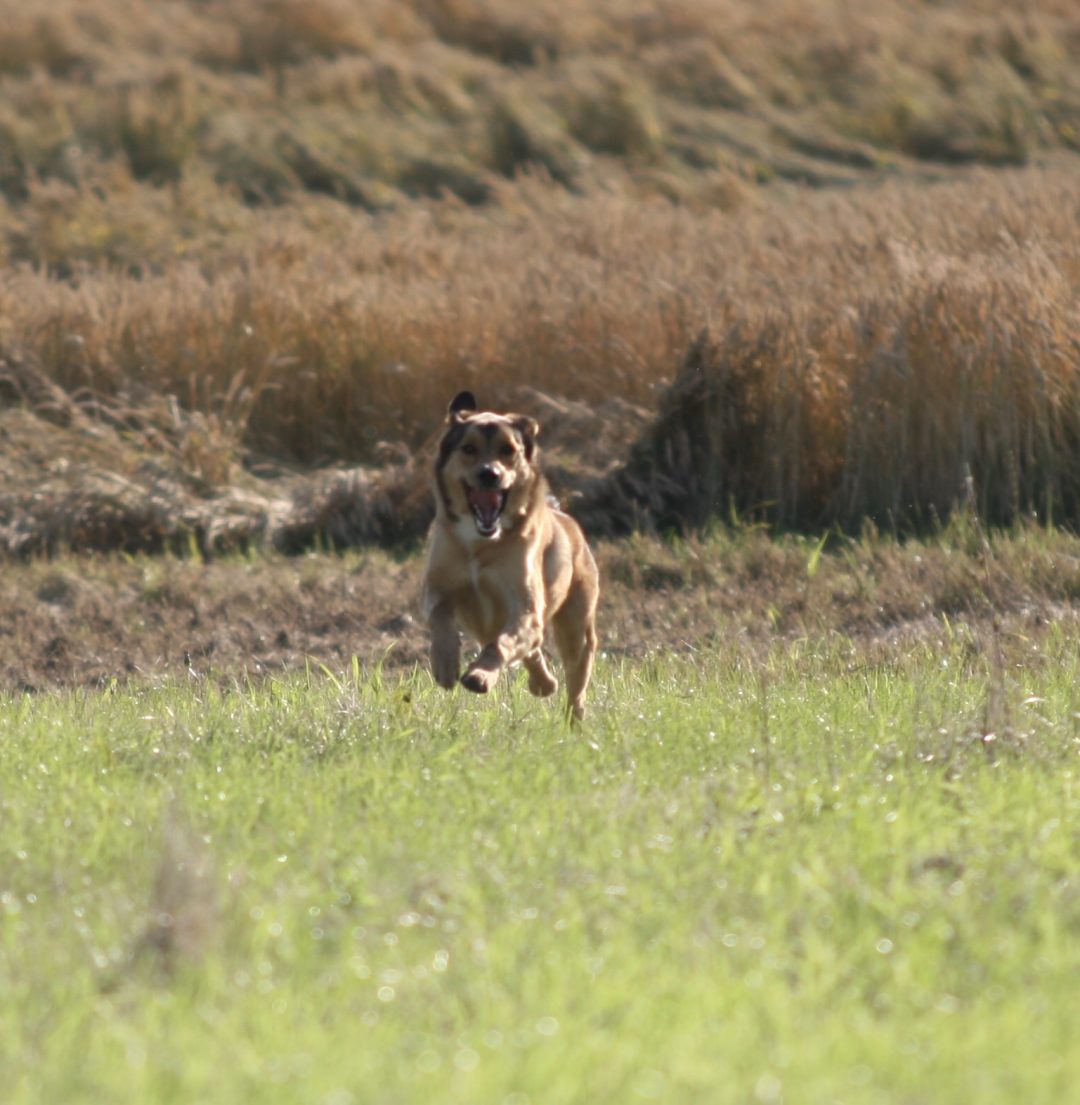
[468,488,502,529]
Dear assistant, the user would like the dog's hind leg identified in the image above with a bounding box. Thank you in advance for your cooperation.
[523,649,558,697]
[553,598,598,723]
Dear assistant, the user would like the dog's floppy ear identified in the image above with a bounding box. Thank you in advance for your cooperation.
[448,391,477,419]
[513,415,540,460]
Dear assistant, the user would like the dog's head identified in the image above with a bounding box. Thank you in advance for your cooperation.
[435,390,541,539]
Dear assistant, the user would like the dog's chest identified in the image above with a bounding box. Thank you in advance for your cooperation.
[446,551,507,640]
[451,513,500,548]
[457,555,499,630]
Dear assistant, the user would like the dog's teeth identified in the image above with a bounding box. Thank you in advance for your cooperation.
[467,488,505,534]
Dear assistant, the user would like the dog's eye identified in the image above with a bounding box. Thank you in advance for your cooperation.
[461,443,477,456]
[498,443,515,458]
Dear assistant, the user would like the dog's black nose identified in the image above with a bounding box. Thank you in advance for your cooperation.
[477,465,499,488]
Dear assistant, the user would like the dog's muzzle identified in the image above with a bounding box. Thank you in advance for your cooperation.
[466,486,507,537]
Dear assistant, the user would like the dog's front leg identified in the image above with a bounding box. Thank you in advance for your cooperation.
[428,599,461,690]
[461,589,544,696]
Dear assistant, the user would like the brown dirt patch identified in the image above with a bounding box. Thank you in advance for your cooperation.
[3,526,1078,692]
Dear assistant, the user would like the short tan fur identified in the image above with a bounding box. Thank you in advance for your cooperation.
[422,391,599,720]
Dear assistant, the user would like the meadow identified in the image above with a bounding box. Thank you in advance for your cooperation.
[2,637,1077,1105]
[2,4,1080,1101]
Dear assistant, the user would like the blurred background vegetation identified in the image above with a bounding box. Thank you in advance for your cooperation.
[1,0,1079,550]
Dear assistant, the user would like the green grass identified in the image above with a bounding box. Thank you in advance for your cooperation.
[1,637,1077,1104]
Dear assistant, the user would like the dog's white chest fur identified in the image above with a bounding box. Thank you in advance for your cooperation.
[445,518,503,632]
[452,514,501,547]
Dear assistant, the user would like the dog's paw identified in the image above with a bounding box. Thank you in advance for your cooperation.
[523,650,558,697]
[527,668,558,697]
[461,666,499,695]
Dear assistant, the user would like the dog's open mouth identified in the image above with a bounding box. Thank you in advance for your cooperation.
[466,486,506,537]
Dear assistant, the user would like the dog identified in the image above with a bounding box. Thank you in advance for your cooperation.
[422,391,599,720]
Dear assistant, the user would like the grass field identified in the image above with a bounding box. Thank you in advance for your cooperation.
[2,630,1077,1104]
[2,4,1079,1100]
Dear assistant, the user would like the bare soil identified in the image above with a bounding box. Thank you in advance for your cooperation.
[4,526,1077,693]
[4,375,1076,692]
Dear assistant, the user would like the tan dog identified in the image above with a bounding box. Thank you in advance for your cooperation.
[422,391,599,720]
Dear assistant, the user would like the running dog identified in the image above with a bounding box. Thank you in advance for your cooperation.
[422,391,599,720]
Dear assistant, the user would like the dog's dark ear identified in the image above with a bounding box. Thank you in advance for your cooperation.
[448,391,477,419]
[514,416,540,460]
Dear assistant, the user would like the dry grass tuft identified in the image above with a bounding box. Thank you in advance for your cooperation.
[135,806,219,973]
[578,168,1080,534]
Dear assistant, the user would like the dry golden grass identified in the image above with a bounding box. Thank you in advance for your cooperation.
[5,165,1080,535]
[1,0,1076,193]
[2,0,1080,542]
[578,166,1080,531]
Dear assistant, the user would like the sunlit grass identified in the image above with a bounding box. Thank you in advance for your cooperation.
[2,638,1076,1103]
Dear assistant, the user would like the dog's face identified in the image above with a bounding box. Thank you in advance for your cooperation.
[436,391,540,540]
